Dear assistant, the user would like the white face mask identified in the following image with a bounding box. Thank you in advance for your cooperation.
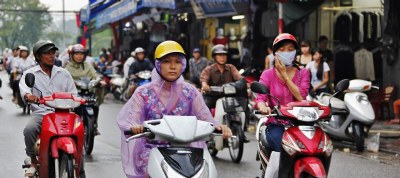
[276,50,297,67]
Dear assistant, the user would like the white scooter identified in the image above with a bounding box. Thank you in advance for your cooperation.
[310,79,377,151]
[124,115,219,178]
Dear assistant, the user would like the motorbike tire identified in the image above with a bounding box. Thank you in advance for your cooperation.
[208,147,218,157]
[84,115,95,155]
[59,153,74,178]
[121,88,131,102]
[353,122,365,152]
[228,124,244,163]
[113,88,122,100]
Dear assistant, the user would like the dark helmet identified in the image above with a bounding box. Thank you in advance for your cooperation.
[211,44,227,57]
[33,40,58,62]
[272,33,298,54]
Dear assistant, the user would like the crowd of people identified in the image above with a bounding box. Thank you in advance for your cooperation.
[0,32,398,177]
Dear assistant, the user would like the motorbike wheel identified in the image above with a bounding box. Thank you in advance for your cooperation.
[59,153,74,178]
[84,115,95,155]
[113,88,122,100]
[353,122,365,152]
[121,88,131,102]
[228,124,244,163]
[208,147,218,157]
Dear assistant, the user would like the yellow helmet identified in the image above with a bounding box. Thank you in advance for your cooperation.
[154,41,186,59]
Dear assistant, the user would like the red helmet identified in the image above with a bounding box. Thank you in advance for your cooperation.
[70,44,87,54]
[272,33,298,53]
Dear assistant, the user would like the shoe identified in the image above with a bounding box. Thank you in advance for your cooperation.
[95,129,101,136]
[0,95,3,100]
[25,166,36,177]
[243,135,250,143]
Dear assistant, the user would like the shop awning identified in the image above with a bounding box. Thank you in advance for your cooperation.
[190,1,249,19]
[95,0,138,29]
[283,0,324,25]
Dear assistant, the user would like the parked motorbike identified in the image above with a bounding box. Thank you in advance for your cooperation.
[21,73,93,177]
[122,70,151,101]
[207,78,248,163]
[74,77,100,155]
[309,79,377,151]
[124,115,220,178]
[251,79,350,178]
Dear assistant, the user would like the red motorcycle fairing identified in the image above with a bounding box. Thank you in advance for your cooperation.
[294,157,326,178]
[279,100,331,120]
[38,112,84,177]
[283,126,326,155]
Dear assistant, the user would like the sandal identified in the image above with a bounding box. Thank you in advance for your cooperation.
[25,166,36,177]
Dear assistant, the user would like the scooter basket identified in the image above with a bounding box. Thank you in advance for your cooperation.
[222,97,248,113]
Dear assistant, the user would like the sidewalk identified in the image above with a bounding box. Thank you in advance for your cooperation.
[370,121,400,154]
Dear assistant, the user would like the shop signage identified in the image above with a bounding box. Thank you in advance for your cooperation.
[191,1,237,19]
[139,0,176,9]
[95,0,138,29]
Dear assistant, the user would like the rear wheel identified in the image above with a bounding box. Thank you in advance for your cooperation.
[59,153,74,178]
[84,115,95,155]
[228,124,244,163]
[121,88,131,102]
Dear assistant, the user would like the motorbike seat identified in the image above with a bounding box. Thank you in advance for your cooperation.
[321,95,347,110]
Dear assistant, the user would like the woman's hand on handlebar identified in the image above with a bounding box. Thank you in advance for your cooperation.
[130,125,144,135]
[259,106,272,115]
[215,125,232,139]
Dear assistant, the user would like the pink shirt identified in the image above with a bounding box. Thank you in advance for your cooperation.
[255,68,310,123]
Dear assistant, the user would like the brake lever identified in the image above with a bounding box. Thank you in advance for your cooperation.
[125,132,152,143]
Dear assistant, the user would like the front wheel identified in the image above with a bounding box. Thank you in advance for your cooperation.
[353,122,365,152]
[121,88,131,102]
[84,115,95,155]
[59,153,74,178]
[228,124,244,163]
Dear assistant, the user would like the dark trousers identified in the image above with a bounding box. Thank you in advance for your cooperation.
[265,124,285,152]
[203,95,222,109]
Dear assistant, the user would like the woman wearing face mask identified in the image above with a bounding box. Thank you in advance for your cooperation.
[296,40,313,67]
[254,33,310,177]
[116,41,232,178]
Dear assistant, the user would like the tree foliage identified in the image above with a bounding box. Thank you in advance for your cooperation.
[0,0,52,49]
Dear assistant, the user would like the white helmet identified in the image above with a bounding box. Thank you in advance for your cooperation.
[134,47,145,54]
[19,45,29,51]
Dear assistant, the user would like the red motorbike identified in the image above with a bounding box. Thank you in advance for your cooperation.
[22,73,89,178]
[251,79,349,178]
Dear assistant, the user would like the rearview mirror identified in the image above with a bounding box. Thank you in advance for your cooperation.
[335,79,350,93]
[251,82,269,94]
[25,73,35,88]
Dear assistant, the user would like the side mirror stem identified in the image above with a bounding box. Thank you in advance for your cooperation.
[33,86,43,99]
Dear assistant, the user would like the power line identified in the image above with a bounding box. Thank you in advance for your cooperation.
[0,8,78,13]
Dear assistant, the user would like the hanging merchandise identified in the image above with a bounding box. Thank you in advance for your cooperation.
[354,48,375,81]
[334,44,355,84]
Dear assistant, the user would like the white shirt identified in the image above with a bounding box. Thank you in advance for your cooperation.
[19,65,77,116]
[13,57,36,80]
[306,61,330,88]
[124,57,136,78]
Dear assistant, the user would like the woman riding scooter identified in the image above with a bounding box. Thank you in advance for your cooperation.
[255,33,310,177]
[12,46,36,111]
[116,40,232,178]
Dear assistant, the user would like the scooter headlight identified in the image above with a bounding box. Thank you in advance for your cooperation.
[161,159,210,178]
[288,107,320,122]
[224,85,236,95]
[161,159,186,178]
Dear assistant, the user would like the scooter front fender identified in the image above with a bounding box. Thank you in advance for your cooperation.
[294,157,326,178]
[51,137,78,159]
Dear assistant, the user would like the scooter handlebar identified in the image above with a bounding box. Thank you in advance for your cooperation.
[124,128,150,136]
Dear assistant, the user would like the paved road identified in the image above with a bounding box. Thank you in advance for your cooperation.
[0,71,399,178]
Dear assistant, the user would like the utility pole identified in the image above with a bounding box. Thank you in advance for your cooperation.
[62,0,66,49]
